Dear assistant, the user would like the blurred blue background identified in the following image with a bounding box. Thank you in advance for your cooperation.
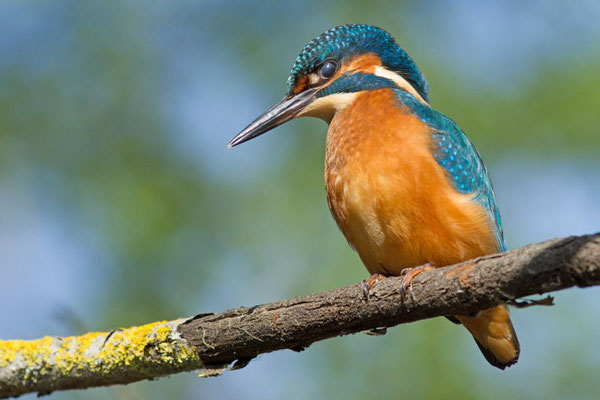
[1,1,599,399]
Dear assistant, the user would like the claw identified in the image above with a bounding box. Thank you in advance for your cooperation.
[361,273,387,300]
[399,263,436,303]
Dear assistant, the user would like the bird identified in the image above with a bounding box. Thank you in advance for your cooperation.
[228,24,519,369]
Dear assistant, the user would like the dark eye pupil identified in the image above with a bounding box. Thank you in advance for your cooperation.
[320,61,336,78]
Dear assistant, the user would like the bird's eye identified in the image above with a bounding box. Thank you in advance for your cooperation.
[319,61,337,79]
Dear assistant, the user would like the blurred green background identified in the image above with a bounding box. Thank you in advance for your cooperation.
[1,1,599,399]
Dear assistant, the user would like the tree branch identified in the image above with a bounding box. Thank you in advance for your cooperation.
[2,233,599,398]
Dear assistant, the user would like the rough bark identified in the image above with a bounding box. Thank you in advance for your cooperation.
[1,233,599,398]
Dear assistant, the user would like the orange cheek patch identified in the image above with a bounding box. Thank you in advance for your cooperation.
[314,53,383,94]
[344,53,381,74]
[292,75,309,94]
[292,53,382,95]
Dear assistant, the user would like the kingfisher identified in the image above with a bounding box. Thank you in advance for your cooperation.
[228,24,519,369]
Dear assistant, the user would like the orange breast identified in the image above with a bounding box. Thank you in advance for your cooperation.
[325,89,498,275]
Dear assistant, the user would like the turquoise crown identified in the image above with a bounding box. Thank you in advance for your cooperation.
[286,24,429,102]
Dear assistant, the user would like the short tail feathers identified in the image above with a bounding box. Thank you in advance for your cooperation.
[456,305,520,370]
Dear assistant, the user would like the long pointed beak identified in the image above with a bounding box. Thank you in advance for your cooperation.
[227,87,318,148]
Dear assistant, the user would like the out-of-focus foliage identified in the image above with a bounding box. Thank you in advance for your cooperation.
[1,1,599,399]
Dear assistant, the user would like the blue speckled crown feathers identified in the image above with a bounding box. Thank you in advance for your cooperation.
[287,24,429,102]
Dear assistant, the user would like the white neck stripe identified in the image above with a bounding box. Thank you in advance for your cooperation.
[373,66,427,104]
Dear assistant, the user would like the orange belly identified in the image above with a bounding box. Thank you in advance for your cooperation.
[325,89,499,274]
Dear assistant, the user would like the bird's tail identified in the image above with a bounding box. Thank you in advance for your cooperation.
[456,305,520,369]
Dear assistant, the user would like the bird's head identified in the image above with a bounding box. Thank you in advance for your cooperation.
[228,24,428,148]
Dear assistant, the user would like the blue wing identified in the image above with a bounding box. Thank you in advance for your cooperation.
[394,89,507,251]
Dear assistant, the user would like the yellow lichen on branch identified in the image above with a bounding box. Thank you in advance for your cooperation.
[0,319,203,398]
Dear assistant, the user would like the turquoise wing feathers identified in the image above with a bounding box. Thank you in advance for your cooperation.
[394,89,507,252]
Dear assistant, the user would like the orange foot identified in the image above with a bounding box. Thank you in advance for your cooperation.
[400,263,437,303]
[361,273,387,300]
